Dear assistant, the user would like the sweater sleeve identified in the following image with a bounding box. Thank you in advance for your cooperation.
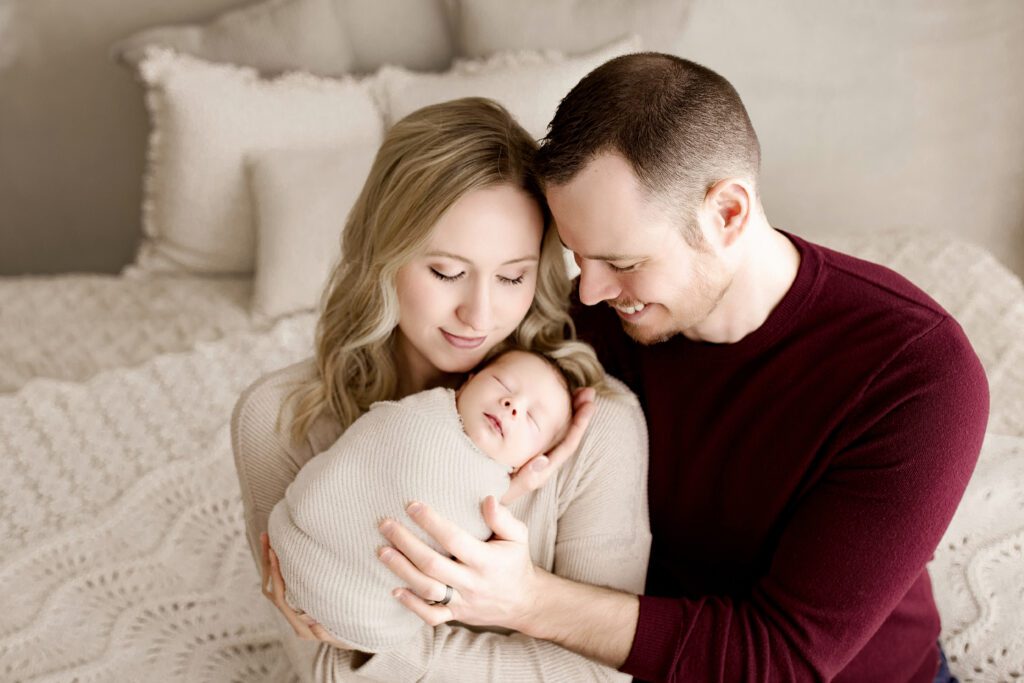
[232,370,651,682]
[620,317,989,682]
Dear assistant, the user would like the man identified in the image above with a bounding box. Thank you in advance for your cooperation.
[380,53,987,681]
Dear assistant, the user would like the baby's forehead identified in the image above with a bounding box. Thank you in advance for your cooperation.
[493,350,554,376]
[495,351,570,396]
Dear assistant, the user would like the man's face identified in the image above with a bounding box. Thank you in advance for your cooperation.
[456,351,572,470]
[547,152,733,344]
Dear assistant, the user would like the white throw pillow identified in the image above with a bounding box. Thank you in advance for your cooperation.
[376,35,643,141]
[247,144,378,318]
[133,47,384,275]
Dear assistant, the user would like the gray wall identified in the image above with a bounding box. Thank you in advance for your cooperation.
[0,0,248,274]
[2,0,1023,277]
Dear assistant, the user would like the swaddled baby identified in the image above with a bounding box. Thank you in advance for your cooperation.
[268,348,578,651]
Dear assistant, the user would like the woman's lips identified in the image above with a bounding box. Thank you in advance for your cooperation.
[442,329,486,349]
[485,413,503,436]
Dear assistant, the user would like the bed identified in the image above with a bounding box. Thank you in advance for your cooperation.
[1,229,1022,682]
[2,0,1022,679]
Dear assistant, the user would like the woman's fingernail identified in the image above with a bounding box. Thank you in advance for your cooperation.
[392,588,403,599]
[379,519,393,533]
[378,547,393,560]
[407,502,422,515]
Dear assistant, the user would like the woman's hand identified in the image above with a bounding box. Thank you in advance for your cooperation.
[378,496,540,631]
[502,386,596,505]
[260,531,352,649]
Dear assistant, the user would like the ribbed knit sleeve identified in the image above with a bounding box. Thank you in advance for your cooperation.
[231,366,651,682]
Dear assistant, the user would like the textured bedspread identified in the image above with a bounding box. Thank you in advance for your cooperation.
[0,230,1022,681]
[0,274,257,394]
[0,314,315,683]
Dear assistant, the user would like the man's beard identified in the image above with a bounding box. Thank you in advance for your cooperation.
[619,258,732,346]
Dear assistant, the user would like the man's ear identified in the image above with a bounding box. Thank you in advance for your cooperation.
[704,178,754,247]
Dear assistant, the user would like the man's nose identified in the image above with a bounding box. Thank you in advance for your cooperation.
[578,260,618,306]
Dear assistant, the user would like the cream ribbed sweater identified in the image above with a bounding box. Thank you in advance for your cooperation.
[267,387,511,651]
[231,359,651,682]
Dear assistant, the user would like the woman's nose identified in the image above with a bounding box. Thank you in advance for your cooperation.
[457,282,492,332]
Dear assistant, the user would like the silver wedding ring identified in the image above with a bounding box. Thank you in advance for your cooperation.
[430,584,454,606]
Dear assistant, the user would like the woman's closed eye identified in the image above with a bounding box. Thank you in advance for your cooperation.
[430,268,525,285]
[430,267,464,282]
[608,261,640,273]
[498,273,525,285]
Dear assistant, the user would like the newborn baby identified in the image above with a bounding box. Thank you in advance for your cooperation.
[268,348,578,651]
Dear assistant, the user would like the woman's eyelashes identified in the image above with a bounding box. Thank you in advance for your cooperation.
[429,267,525,285]
[429,267,464,282]
[608,262,640,273]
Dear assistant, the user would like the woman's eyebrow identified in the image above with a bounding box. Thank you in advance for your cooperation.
[424,251,538,266]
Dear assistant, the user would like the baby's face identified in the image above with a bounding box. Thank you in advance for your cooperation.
[456,351,572,470]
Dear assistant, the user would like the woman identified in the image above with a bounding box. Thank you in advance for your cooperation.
[230,98,651,681]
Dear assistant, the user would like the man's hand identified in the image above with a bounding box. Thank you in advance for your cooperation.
[377,496,539,631]
[502,386,596,505]
[377,498,640,669]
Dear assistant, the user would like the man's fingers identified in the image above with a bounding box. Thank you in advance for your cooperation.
[404,502,483,566]
[392,588,453,627]
[572,386,597,412]
[481,495,528,543]
[379,514,471,585]
[548,399,595,467]
[378,546,452,603]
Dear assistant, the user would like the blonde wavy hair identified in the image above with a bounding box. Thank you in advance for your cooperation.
[285,97,603,445]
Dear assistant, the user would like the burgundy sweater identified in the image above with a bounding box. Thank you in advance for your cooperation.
[572,234,989,682]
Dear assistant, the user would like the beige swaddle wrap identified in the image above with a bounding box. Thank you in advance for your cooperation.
[267,387,511,652]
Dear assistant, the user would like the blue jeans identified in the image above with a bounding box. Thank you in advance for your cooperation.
[934,643,959,683]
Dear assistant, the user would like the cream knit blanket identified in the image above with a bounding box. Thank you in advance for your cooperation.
[267,387,510,652]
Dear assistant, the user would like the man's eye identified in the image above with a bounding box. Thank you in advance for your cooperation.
[430,268,465,282]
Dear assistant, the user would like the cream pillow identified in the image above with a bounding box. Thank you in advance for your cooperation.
[452,0,687,57]
[113,0,355,76]
[247,144,378,318]
[376,35,643,141]
[113,0,453,75]
[133,47,383,275]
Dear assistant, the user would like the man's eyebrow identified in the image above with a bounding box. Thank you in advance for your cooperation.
[425,251,538,266]
[555,235,641,262]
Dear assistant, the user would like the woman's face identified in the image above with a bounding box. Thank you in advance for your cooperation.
[395,183,544,391]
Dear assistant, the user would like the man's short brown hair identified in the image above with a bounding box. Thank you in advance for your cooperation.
[535,53,761,244]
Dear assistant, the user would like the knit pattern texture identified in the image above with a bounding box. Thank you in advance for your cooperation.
[0,229,1021,681]
[0,273,254,394]
[268,388,509,651]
